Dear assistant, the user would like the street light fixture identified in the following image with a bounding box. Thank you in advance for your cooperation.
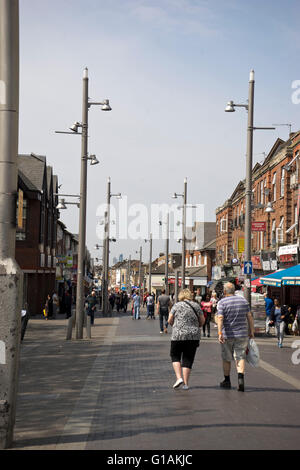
[265,202,275,213]
[55,67,111,339]
[144,233,153,295]
[102,177,121,316]
[172,178,187,289]
[225,69,275,307]
[159,213,170,294]
[89,154,99,166]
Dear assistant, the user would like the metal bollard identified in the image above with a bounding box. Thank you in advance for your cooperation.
[86,314,91,339]
[66,314,74,341]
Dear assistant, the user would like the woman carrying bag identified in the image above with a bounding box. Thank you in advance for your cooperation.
[269,299,289,348]
[168,289,205,390]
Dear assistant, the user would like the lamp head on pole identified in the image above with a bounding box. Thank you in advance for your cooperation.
[265,202,275,213]
[225,100,235,112]
[69,121,81,133]
[56,199,67,210]
[89,154,99,165]
[101,99,112,111]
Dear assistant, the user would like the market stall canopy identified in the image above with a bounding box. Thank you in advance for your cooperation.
[260,264,300,287]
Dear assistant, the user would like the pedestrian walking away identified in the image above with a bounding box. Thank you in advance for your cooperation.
[264,292,274,336]
[122,291,129,313]
[65,290,72,319]
[168,288,205,390]
[201,294,213,337]
[157,289,171,334]
[52,291,59,319]
[132,290,141,320]
[146,293,155,319]
[211,291,218,328]
[109,291,115,313]
[194,288,202,306]
[21,302,30,341]
[86,290,98,326]
[269,299,289,348]
[217,282,255,392]
[44,294,52,320]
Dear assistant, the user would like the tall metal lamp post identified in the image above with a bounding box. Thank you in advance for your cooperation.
[102,177,121,316]
[172,178,187,289]
[56,67,111,338]
[144,233,153,295]
[225,69,274,308]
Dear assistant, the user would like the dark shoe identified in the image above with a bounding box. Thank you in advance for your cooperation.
[220,379,231,389]
[238,377,245,392]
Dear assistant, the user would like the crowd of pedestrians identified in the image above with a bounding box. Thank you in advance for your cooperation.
[40,283,298,393]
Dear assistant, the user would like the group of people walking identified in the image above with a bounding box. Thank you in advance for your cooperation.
[109,290,129,313]
[168,283,254,392]
[133,285,255,392]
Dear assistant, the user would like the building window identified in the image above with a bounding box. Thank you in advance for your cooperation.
[272,172,277,201]
[16,199,27,241]
[271,219,276,246]
[295,205,298,238]
[280,168,285,197]
[276,217,284,244]
[260,181,264,204]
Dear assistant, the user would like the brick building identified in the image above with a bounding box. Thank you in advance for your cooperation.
[16,153,58,315]
[215,132,300,279]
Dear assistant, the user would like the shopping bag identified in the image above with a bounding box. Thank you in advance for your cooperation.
[246,338,260,367]
[292,319,298,333]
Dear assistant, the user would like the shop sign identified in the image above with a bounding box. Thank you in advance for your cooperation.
[251,255,262,269]
[262,260,270,271]
[271,260,278,270]
[238,238,244,253]
[278,245,298,256]
[17,189,23,229]
[252,221,266,231]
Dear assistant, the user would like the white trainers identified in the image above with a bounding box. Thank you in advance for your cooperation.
[182,385,189,390]
[173,378,184,389]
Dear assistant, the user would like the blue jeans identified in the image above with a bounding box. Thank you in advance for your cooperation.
[159,312,168,331]
[134,305,140,319]
[147,305,154,318]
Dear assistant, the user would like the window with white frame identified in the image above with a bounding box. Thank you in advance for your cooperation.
[220,217,227,233]
[280,168,285,197]
[260,180,264,204]
[272,172,277,201]
[295,205,298,237]
[271,219,276,246]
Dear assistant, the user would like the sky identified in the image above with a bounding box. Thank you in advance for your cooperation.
[19,0,300,263]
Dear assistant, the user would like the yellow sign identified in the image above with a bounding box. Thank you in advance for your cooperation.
[17,189,23,229]
[238,238,244,253]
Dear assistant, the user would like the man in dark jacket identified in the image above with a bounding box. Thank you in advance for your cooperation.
[86,290,98,325]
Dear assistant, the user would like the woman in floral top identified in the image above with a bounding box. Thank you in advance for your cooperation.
[168,289,205,390]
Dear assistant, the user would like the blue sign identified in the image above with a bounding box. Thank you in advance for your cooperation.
[243,261,253,275]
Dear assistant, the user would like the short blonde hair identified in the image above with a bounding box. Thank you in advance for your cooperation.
[178,289,193,302]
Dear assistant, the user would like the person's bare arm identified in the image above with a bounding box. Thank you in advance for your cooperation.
[217,314,225,343]
[247,312,255,338]
[168,312,174,326]
[199,313,205,327]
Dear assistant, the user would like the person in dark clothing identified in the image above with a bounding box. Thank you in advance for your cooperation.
[122,292,128,312]
[86,290,98,325]
[65,290,72,319]
[269,299,289,348]
[21,303,30,341]
[44,294,53,320]
[109,292,115,311]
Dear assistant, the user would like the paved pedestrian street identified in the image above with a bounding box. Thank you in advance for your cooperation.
[13,310,300,451]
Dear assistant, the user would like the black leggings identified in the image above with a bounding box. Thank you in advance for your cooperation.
[170,340,200,369]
